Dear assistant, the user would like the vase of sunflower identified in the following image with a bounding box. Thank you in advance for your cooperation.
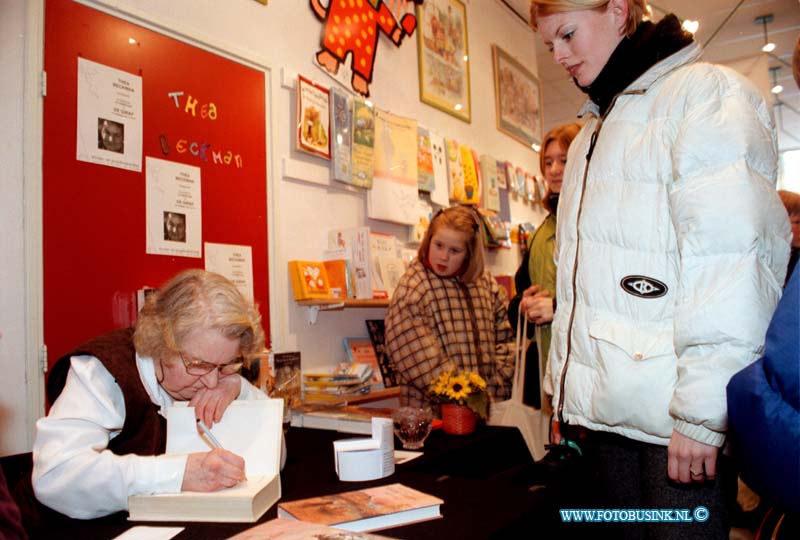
[428,370,488,435]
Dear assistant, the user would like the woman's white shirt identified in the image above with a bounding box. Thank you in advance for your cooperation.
[32,354,265,519]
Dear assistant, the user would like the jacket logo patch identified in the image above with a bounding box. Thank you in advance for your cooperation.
[620,275,667,298]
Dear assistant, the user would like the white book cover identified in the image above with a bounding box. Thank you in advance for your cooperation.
[328,227,372,299]
[128,400,283,522]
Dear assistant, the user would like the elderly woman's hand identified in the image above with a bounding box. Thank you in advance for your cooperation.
[181,449,245,492]
[190,375,241,428]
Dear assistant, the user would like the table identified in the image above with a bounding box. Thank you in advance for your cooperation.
[4,425,573,540]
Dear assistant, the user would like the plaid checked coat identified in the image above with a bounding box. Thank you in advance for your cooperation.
[385,259,516,407]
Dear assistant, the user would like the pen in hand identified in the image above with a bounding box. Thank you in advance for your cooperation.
[196,419,224,449]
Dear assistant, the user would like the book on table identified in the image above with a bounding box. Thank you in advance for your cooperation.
[127,399,283,523]
[277,483,442,532]
[227,517,396,540]
[343,337,385,388]
[290,404,395,434]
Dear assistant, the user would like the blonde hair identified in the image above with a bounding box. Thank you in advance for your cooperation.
[418,206,485,283]
[134,269,265,363]
[779,190,800,218]
[530,0,650,37]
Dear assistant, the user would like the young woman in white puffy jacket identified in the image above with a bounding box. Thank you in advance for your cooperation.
[530,1,791,538]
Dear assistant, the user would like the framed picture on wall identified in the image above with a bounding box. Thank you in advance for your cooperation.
[491,44,543,150]
[416,0,471,123]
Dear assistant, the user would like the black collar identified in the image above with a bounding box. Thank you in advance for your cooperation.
[578,14,694,116]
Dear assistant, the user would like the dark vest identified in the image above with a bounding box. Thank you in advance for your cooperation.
[14,329,168,533]
[47,327,167,456]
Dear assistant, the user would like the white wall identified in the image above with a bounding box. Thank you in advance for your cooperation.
[1,0,37,455]
[3,0,546,452]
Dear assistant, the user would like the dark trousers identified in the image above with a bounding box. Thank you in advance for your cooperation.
[567,430,737,540]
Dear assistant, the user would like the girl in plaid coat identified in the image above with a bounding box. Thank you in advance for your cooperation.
[385,206,515,407]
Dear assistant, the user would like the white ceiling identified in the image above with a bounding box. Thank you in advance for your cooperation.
[500,0,800,152]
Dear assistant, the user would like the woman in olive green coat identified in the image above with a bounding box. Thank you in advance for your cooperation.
[508,122,580,408]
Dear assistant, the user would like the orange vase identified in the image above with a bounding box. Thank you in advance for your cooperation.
[441,404,477,435]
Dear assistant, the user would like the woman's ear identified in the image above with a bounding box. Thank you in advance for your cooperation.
[608,0,629,36]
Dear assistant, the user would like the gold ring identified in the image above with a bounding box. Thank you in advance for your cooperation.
[690,469,704,477]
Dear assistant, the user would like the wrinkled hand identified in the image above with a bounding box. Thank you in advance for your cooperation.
[520,285,554,324]
[667,429,718,483]
[181,449,245,492]
[191,375,241,428]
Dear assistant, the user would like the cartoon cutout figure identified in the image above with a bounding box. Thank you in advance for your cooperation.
[311,0,422,97]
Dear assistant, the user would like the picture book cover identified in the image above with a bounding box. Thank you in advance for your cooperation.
[351,98,375,188]
[365,320,397,388]
[277,483,442,532]
[417,126,435,192]
[343,338,384,388]
[296,75,331,159]
[288,260,331,300]
[328,227,372,300]
[479,154,500,212]
[330,87,352,185]
[272,351,302,410]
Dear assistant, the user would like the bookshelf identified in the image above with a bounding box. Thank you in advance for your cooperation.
[297,298,391,324]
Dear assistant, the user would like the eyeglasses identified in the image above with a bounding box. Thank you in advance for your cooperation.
[179,352,244,376]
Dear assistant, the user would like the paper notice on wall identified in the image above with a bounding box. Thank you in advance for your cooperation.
[76,57,143,172]
[204,242,254,302]
[145,157,202,258]
[368,109,418,225]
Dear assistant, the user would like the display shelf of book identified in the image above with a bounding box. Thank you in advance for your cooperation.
[299,386,400,407]
[296,298,390,324]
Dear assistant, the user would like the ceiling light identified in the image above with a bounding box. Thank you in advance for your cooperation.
[755,15,776,54]
[681,20,699,35]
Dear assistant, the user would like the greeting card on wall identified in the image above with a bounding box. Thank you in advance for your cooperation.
[492,44,543,149]
[310,0,419,97]
[145,157,202,258]
[417,126,435,192]
[515,166,526,196]
[495,159,508,189]
[204,242,254,302]
[351,99,375,188]
[445,139,465,202]
[504,160,516,194]
[428,130,449,207]
[411,197,433,243]
[76,57,143,171]
[480,155,500,212]
[367,109,419,225]
[525,172,537,203]
[296,75,331,159]
[416,0,471,122]
[459,145,480,205]
[330,87,352,184]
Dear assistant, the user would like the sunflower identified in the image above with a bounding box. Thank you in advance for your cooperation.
[467,371,486,390]
[445,373,471,402]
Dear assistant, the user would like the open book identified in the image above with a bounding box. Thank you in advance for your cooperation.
[277,483,442,532]
[128,399,283,523]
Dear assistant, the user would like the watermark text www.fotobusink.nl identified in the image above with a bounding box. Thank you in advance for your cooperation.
[559,506,709,523]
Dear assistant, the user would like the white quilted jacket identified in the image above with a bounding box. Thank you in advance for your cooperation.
[545,42,791,447]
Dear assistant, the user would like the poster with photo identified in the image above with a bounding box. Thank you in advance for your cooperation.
[296,75,331,159]
[204,242,254,302]
[145,157,202,258]
[76,57,143,171]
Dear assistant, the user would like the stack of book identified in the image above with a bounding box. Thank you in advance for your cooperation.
[302,362,374,403]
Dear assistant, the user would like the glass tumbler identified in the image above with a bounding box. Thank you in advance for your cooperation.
[392,406,433,450]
